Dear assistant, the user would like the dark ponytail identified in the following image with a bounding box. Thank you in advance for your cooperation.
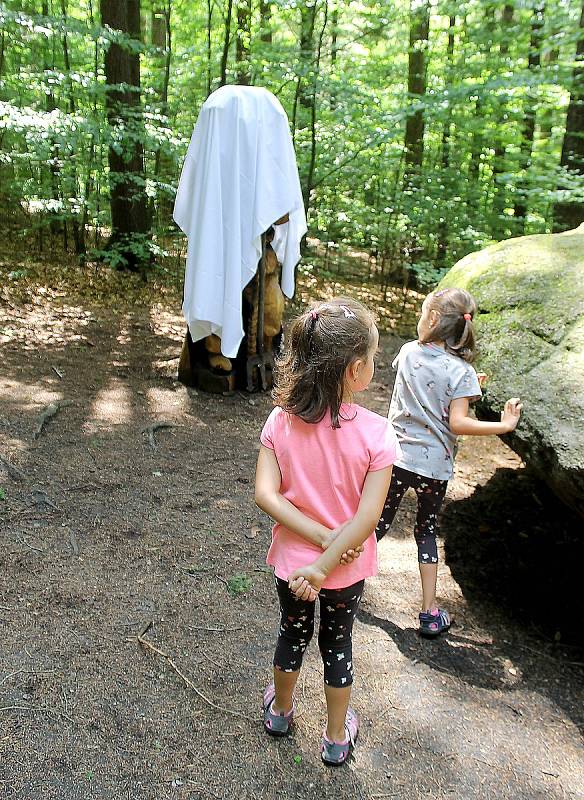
[424,287,477,362]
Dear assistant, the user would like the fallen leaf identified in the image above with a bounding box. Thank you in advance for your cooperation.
[246,525,261,539]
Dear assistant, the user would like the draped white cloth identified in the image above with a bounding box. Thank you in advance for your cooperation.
[173,86,307,358]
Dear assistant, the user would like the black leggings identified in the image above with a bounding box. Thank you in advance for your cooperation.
[273,577,364,688]
[375,465,448,564]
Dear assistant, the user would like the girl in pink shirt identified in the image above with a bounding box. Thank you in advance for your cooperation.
[255,297,400,765]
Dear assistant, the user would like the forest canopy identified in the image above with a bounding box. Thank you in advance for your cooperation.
[1,0,583,281]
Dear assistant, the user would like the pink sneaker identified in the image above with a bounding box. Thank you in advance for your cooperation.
[262,683,294,737]
[321,707,359,765]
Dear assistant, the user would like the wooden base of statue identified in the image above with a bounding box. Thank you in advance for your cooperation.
[178,330,236,393]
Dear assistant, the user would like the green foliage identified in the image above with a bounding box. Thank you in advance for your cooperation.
[227,573,252,595]
[1,0,583,285]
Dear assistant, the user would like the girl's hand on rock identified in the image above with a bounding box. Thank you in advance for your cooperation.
[501,397,522,432]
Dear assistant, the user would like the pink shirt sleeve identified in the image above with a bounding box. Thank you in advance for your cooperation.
[369,419,402,471]
[260,407,279,449]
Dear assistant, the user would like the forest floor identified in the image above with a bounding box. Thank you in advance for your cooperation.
[1,239,583,800]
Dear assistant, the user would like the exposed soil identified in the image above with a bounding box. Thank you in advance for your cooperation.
[1,248,583,800]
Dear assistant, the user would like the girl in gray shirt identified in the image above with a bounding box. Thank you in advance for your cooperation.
[376,287,522,637]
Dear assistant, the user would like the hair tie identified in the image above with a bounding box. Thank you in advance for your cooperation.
[463,313,472,321]
[310,309,318,320]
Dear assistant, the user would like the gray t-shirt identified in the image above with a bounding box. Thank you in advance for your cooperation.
[389,340,482,481]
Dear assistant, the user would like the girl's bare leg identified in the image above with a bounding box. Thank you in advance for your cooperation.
[272,668,300,714]
[419,562,438,612]
[324,684,352,742]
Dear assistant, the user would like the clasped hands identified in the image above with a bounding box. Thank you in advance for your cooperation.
[288,521,363,603]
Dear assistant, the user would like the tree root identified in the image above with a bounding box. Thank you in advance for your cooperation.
[142,421,177,449]
[0,454,26,482]
[33,400,73,440]
[136,623,255,723]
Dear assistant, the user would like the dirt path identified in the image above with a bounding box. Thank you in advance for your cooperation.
[1,298,583,800]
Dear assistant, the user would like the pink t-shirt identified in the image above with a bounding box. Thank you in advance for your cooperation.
[260,403,401,589]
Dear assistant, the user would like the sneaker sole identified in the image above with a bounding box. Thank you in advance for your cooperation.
[419,623,451,639]
[264,724,291,738]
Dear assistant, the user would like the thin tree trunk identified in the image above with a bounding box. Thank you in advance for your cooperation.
[514,0,545,231]
[42,0,60,238]
[303,0,328,215]
[553,0,584,231]
[236,0,251,85]
[298,1,317,111]
[154,1,172,178]
[220,0,234,86]
[260,1,272,43]
[207,0,213,95]
[436,14,456,266]
[491,3,515,231]
[330,5,339,108]
[467,5,495,192]
[402,0,430,190]
[60,0,85,255]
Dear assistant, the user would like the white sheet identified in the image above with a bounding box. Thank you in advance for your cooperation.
[173,85,307,358]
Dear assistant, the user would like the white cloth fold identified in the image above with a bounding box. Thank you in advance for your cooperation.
[173,85,307,358]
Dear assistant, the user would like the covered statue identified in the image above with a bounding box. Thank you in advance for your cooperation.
[173,85,307,391]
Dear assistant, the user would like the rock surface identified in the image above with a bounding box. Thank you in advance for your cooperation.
[440,223,584,515]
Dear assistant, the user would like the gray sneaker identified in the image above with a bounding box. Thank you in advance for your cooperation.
[262,683,294,737]
[321,707,359,765]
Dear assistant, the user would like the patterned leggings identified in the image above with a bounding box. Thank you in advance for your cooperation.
[375,465,448,564]
[273,577,364,688]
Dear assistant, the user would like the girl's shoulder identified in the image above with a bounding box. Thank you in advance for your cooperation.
[391,339,418,369]
[347,404,395,436]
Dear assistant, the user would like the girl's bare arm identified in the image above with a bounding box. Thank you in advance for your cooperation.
[288,466,393,599]
[255,445,360,564]
[449,396,522,436]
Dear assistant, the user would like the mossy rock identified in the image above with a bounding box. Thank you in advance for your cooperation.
[439,224,584,515]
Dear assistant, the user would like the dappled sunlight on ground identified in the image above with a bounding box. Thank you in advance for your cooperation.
[148,305,184,342]
[87,378,134,427]
[146,386,191,421]
[0,303,96,349]
[0,377,63,413]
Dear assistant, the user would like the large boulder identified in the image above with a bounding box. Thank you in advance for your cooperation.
[439,224,584,516]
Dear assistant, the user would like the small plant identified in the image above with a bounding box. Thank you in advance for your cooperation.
[0,488,6,501]
[227,573,252,595]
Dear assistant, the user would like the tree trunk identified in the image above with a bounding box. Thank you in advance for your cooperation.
[100,0,151,271]
[402,0,430,190]
[298,1,317,110]
[303,1,328,215]
[553,0,584,231]
[219,0,234,86]
[260,1,272,44]
[207,0,213,95]
[236,0,251,85]
[513,0,545,232]
[491,3,515,231]
[154,1,172,178]
[42,0,61,239]
[436,14,456,266]
[60,0,85,255]
[467,6,495,193]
